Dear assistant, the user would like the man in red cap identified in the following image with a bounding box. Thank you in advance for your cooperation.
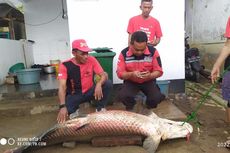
[57,39,113,123]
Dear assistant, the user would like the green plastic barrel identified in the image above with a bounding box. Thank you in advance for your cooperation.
[90,50,116,82]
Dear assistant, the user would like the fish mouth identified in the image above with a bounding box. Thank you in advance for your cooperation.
[160,119,193,140]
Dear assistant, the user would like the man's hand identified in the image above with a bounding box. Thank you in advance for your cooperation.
[148,40,156,46]
[211,39,230,84]
[132,71,143,78]
[57,107,68,123]
[94,83,103,100]
[133,71,151,79]
[148,38,160,46]
[211,65,220,84]
[139,71,151,79]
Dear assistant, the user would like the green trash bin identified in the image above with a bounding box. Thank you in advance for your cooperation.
[90,48,116,82]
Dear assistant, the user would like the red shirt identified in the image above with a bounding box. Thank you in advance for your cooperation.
[117,46,163,83]
[127,15,162,42]
[58,56,103,94]
[225,17,230,38]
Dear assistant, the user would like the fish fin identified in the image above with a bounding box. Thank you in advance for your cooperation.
[38,118,89,142]
[75,123,89,131]
[143,135,161,153]
[67,117,90,131]
[146,111,159,119]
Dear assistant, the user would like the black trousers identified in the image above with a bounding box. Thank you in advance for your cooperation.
[118,80,165,110]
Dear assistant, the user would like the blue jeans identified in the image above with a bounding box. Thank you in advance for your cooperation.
[222,71,230,102]
[65,80,113,114]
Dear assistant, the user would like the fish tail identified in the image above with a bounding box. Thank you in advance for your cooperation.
[143,135,161,153]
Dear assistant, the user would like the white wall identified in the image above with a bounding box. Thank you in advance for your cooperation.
[186,0,230,43]
[0,39,24,85]
[21,40,35,68]
[23,0,71,64]
[67,0,185,84]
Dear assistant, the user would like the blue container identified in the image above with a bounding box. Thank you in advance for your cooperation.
[16,68,41,85]
[135,80,170,103]
[156,80,170,97]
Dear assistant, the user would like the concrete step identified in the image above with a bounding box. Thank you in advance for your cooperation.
[0,96,59,117]
[0,89,58,101]
[0,98,187,121]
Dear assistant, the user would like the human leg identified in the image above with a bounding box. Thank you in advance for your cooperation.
[65,94,85,118]
[222,71,230,122]
[118,81,140,110]
[141,80,165,108]
[62,94,84,145]
[84,80,113,111]
[96,80,113,111]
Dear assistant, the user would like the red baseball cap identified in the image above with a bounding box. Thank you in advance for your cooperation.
[72,39,92,52]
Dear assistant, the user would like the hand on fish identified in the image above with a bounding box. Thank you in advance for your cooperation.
[57,107,68,123]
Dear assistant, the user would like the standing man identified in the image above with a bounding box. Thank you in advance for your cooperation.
[117,31,165,112]
[211,16,230,123]
[127,0,162,46]
[57,39,113,123]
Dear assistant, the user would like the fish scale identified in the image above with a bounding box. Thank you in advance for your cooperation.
[5,110,193,153]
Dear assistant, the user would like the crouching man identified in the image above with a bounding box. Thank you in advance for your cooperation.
[57,39,113,123]
[116,31,165,112]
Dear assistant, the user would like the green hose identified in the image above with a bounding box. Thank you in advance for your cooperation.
[183,65,230,128]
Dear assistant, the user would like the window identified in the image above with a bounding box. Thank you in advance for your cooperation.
[0,3,26,40]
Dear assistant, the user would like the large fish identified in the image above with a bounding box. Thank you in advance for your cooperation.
[4,110,193,153]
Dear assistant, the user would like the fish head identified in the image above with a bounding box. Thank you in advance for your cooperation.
[160,119,193,140]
